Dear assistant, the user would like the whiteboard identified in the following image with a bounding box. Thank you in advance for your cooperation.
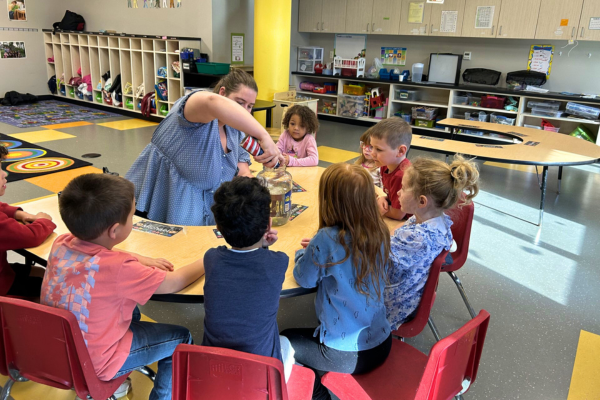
[334,34,367,59]
[428,54,461,84]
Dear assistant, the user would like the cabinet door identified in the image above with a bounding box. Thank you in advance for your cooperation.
[399,0,432,35]
[299,0,323,32]
[430,0,466,36]
[578,0,600,40]
[371,0,403,34]
[535,0,584,40]
[497,0,541,38]
[346,0,373,33]
[322,0,347,32]
[461,0,502,37]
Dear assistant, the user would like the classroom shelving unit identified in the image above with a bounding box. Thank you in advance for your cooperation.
[292,72,600,145]
[43,29,201,118]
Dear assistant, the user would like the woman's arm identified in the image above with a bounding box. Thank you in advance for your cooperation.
[237,162,253,177]
[183,91,280,166]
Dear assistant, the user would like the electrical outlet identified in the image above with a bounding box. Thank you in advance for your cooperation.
[329,50,334,59]
[569,39,574,44]
[463,51,471,61]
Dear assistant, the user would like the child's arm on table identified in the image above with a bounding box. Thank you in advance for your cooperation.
[287,135,319,167]
[154,258,205,294]
[293,232,326,288]
[113,248,174,271]
[0,208,55,249]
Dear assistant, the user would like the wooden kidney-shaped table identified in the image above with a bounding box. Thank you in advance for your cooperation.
[423,118,600,226]
[15,166,399,303]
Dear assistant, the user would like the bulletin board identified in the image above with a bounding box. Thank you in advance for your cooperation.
[334,34,366,59]
[527,45,554,78]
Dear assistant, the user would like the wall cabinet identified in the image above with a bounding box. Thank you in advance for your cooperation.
[345,0,374,33]
[535,0,585,40]
[461,0,502,37]
[496,0,542,39]
[578,0,600,41]
[398,0,433,35]
[429,0,466,37]
[298,0,347,33]
[371,0,403,34]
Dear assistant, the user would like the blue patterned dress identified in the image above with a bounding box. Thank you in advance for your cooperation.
[385,214,453,330]
[125,92,251,226]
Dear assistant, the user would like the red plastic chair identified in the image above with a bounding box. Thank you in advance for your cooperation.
[392,250,449,341]
[0,296,155,400]
[443,200,477,318]
[322,310,491,400]
[172,344,315,400]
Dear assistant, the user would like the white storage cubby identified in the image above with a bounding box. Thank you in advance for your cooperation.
[297,46,323,74]
[43,29,200,119]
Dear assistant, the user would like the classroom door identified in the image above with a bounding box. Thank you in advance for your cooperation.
[299,0,323,32]
[496,0,542,38]
[399,0,432,35]
[578,0,600,40]
[461,0,502,37]
[535,0,585,40]
[322,0,347,32]
[371,0,403,34]
[345,0,374,33]
[429,0,466,36]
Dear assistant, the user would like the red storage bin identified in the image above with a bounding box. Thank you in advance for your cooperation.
[481,95,506,109]
[313,87,326,94]
[314,63,324,75]
[324,83,337,93]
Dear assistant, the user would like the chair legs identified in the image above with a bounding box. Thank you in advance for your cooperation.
[428,317,442,342]
[1,367,29,400]
[448,272,477,319]
[137,366,156,382]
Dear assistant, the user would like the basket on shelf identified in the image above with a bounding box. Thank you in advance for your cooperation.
[411,106,438,120]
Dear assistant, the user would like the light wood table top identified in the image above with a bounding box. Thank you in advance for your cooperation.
[420,118,600,166]
[15,166,399,303]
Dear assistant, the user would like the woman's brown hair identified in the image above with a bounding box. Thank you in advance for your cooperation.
[212,69,258,96]
[318,163,390,298]
[404,155,480,209]
[282,105,319,135]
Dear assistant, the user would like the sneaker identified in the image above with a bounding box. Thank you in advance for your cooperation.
[75,377,131,400]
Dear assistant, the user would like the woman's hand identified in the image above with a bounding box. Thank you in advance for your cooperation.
[254,135,282,168]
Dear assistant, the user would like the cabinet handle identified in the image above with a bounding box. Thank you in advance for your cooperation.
[367,23,369,32]
[372,22,375,32]
[491,25,495,36]
[316,22,319,31]
[499,26,502,36]
[581,27,585,38]
[431,24,433,34]
[321,22,324,30]
[424,24,427,34]
[572,27,575,38]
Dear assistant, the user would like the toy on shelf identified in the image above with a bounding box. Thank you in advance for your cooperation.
[339,94,365,118]
[320,100,337,115]
[333,56,366,78]
[369,88,387,119]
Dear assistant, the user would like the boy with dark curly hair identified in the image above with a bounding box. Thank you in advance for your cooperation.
[202,176,295,381]
[277,104,319,167]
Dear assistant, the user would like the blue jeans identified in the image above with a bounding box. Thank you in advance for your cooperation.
[113,307,193,400]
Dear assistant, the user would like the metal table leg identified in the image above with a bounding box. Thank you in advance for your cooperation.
[266,108,272,128]
[539,166,548,226]
[557,166,563,194]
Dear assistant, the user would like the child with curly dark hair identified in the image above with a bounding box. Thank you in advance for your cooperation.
[277,104,319,167]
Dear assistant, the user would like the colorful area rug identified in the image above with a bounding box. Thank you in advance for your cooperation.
[0,100,118,128]
[1,133,92,182]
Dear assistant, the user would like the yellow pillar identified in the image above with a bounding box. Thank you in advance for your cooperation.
[254,0,291,127]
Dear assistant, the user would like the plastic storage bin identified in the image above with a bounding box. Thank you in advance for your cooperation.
[395,89,420,101]
[531,108,564,118]
[524,124,542,130]
[343,84,366,95]
[566,102,600,119]
[324,83,337,93]
[338,94,366,118]
[543,126,560,132]
[411,106,438,120]
[319,100,337,115]
[194,62,230,74]
[490,113,515,125]
[298,47,323,61]
[454,96,468,105]
[415,119,435,128]
[527,101,561,112]
[468,96,482,107]
[481,95,506,109]
[298,60,317,73]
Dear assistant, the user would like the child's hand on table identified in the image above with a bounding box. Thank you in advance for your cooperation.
[300,238,312,249]
[137,255,174,271]
[283,154,290,166]
[377,196,389,216]
[262,228,279,247]
[15,210,52,223]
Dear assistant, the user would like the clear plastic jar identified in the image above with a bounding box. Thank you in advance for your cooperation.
[257,165,293,226]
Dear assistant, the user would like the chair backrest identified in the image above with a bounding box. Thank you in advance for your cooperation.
[0,297,108,398]
[172,344,290,400]
[443,199,475,272]
[392,250,448,338]
[416,310,490,400]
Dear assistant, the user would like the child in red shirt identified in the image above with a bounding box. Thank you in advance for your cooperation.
[0,144,56,297]
[41,173,205,400]
[369,118,413,221]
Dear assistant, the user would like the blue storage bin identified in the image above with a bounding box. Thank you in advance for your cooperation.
[379,68,390,80]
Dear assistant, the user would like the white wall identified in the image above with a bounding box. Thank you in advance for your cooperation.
[307,33,600,93]
[212,0,254,64]
[0,0,213,96]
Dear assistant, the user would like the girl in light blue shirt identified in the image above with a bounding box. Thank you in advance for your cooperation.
[281,163,392,400]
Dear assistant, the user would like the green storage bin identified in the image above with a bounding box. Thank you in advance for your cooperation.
[415,119,435,128]
[194,62,230,75]
[570,125,596,143]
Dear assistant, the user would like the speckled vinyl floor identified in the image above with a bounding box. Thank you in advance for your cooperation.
[2,112,600,400]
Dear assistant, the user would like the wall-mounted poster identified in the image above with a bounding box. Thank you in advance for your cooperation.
[7,0,26,21]
[528,45,554,78]
[1,41,26,58]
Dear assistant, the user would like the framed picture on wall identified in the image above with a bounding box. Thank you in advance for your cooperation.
[1,42,26,58]
[7,0,26,21]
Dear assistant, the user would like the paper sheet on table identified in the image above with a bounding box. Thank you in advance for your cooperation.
[440,11,458,33]
[408,2,425,23]
[475,6,494,29]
